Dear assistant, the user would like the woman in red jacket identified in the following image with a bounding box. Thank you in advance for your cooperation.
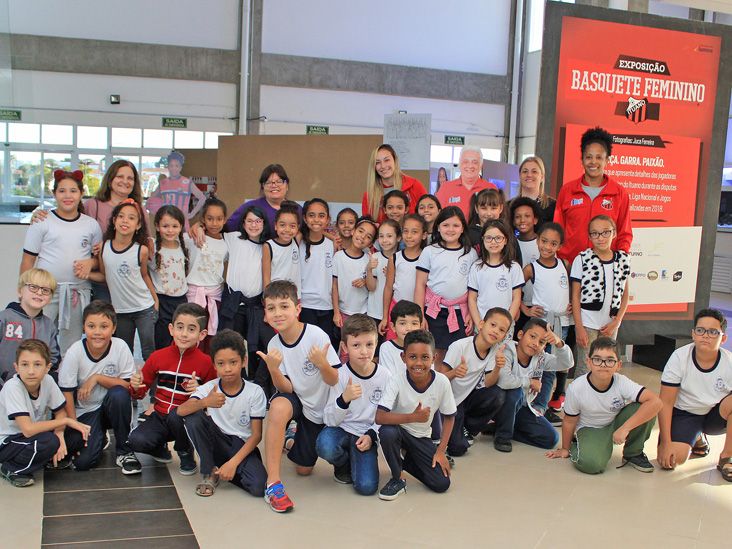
[362,144,427,223]
[554,126,633,263]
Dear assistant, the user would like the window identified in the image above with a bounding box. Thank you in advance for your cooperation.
[175,130,204,149]
[42,124,73,146]
[481,148,502,162]
[205,132,232,149]
[430,145,453,164]
[112,127,142,148]
[77,126,107,149]
[78,155,107,197]
[528,0,575,53]
[43,153,73,199]
[144,129,173,149]
[141,156,166,197]
[10,151,43,201]
[8,123,40,144]
[112,156,140,170]
[0,123,6,142]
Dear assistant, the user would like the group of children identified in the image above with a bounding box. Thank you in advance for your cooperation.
[1,166,731,514]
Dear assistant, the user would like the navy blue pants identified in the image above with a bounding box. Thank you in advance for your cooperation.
[128,409,190,454]
[448,385,505,456]
[0,432,59,475]
[183,411,266,497]
[494,387,559,449]
[379,425,450,493]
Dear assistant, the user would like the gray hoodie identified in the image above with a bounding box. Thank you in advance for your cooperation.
[0,302,61,383]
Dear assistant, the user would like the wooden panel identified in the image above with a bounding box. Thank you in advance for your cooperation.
[177,149,218,178]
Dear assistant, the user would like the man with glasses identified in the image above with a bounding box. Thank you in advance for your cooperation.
[546,336,662,474]
[0,269,60,385]
[658,308,732,482]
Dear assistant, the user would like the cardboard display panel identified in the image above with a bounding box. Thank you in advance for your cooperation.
[216,135,429,209]
[177,149,218,178]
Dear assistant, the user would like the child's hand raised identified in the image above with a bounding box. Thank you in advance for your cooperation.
[529,378,542,394]
[368,252,378,270]
[542,325,561,347]
[205,385,226,409]
[453,356,468,378]
[183,371,199,393]
[307,343,332,368]
[545,448,569,459]
[256,349,283,371]
[411,402,431,423]
[495,344,507,369]
[342,376,362,403]
[130,369,146,391]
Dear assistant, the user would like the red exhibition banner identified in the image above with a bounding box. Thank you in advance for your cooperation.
[552,17,721,315]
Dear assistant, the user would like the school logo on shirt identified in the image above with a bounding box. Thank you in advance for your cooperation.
[601,198,613,210]
[102,364,118,377]
[117,261,131,278]
[4,322,23,340]
[292,248,300,263]
[238,410,251,427]
[715,377,730,393]
[80,236,91,250]
[496,275,509,292]
[459,260,470,276]
[560,274,568,289]
[369,387,383,404]
[571,198,584,206]
[325,252,333,269]
[610,397,623,411]
[302,359,318,376]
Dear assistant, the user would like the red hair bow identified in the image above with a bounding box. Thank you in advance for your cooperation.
[53,169,84,183]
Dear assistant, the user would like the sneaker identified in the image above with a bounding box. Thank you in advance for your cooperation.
[622,452,654,473]
[265,481,294,513]
[463,427,475,447]
[102,431,111,451]
[548,395,565,412]
[494,438,513,453]
[45,456,73,470]
[544,409,563,427]
[150,445,173,464]
[333,463,353,485]
[137,410,148,423]
[284,423,297,453]
[178,451,197,475]
[0,465,34,487]
[378,477,407,501]
[446,454,456,468]
[115,453,142,475]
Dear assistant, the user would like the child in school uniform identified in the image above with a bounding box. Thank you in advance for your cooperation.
[382,190,409,227]
[299,199,338,350]
[467,188,508,247]
[316,315,391,495]
[376,330,456,500]
[547,336,661,474]
[489,318,574,453]
[186,197,229,341]
[58,301,140,474]
[127,303,216,475]
[657,309,732,481]
[511,197,542,335]
[0,340,90,487]
[20,170,102,355]
[92,199,158,361]
[367,219,400,341]
[263,201,302,295]
[378,300,423,377]
[415,206,478,367]
[332,218,377,330]
[334,207,358,252]
[570,215,631,377]
[416,194,441,245]
[523,222,572,426]
[256,281,341,513]
[178,330,268,497]
[438,307,513,456]
[379,215,427,339]
[0,269,61,383]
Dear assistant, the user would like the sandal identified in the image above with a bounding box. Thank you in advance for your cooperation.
[716,456,732,482]
[195,475,219,497]
[691,433,710,458]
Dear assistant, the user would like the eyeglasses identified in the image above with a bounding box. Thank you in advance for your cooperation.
[264,179,287,187]
[25,283,53,296]
[590,356,618,368]
[245,218,264,225]
[483,235,505,243]
[693,327,722,337]
[589,229,613,239]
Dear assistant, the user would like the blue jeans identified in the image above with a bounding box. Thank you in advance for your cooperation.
[315,426,379,495]
[494,387,559,449]
[533,325,570,413]
[115,305,157,361]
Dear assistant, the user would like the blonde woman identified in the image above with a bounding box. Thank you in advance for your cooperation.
[361,144,426,222]
[516,156,556,225]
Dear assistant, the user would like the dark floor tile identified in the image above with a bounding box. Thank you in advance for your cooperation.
[43,464,173,493]
[42,509,193,545]
[42,533,199,549]
[44,485,182,516]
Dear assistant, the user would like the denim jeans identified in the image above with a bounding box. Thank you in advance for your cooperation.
[533,325,570,412]
[115,305,157,361]
[315,426,379,495]
[494,387,559,449]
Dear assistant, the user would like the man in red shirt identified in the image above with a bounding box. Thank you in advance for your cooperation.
[554,127,633,263]
[436,147,496,219]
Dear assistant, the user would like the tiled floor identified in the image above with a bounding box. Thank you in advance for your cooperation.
[3,321,732,547]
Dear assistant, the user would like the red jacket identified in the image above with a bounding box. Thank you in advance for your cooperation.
[361,174,427,223]
[131,342,216,415]
[554,175,633,263]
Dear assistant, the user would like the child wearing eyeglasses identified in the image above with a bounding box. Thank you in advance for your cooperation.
[0,269,61,384]
[546,336,661,474]
[570,215,630,378]
[657,308,732,482]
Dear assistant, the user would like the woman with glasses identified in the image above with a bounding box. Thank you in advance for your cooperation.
[224,164,302,232]
[554,126,633,264]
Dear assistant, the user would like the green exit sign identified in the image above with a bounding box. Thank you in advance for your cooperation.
[0,109,22,121]
[306,125,329,135]
[444,135,465,145]
[162,117,187,129]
